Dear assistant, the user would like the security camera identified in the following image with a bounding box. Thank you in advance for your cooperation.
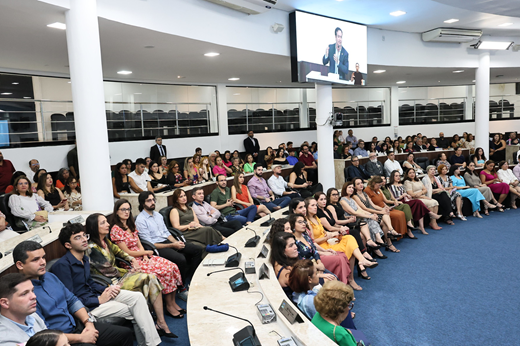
[333,112,343,126]
[271,23,285,33]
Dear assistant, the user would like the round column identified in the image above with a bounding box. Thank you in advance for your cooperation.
[474,51,490,155]
[316,83,334,191]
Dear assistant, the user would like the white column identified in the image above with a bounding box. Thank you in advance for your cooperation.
[390,86,399,139]
[474,51,490,154]
[316,83,334,190]
[216,83,228,151]
[65,1,113,211]
[464,85,474,120]
[300,89,309,128]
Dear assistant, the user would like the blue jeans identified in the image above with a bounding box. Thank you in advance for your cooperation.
[262,196,291,212]
[226,205,257,225]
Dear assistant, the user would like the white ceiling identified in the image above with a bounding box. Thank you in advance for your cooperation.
[0,0,520,89]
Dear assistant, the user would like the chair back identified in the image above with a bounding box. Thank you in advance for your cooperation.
[0,194,29,233]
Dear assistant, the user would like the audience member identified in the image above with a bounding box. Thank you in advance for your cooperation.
[269,232,298,296]
[341,142,353,159]
[122,159,133,172]
[464,133,475,153]
[208,152,217,168]
[428,138,439,151]
[135,192,203,284]
[0,151,15,194]
[5,170,28,194]
[403,141,414,154]
[404,168,442,229]
[496,161,520,208]
[25,159,40,183]
[464,162,502,213]
[212,156,232,177]
[183,156,201,183]
[51,223,164,344]
[230,173,270,217]
[437,165,466,221]
[449,147,466,168]
[210,174,257,225]
[472,147,486,168]
[420,166,453,226]
[230,157,243,176]
[37,173,69,211]
[268,164,300,199]
[333,143,341,159]
[222,151,233,168]
[480,160,510,208]
[450,134,461,149]
[263,147,275,169]
[392,140,402,154]
[243,130,260,162]
[437,132,449,149]
[243,154,256,173]
[160,156,168,175]
[490,134,506,162]
[112,162,133,199]
[25,330,68,346]
[0,210,16,241]
[63,177,82,211]
[345,129,358,148]
[10,176,53,229]
[353,140,367,157]
[55,168,70,190]
[191,187,242,237]
[287,149,299,165]
[144,157,152,174]
[273,148,289,165]
[150,136,167,163]
[403,153,423,174]
[148,160,168,191]
[365,153,384,177]
[199,156,213,181]
[345,156,369,182]
[167,160,190,188]
[449,165,487,217]
[435,152,451,170]
[413,138,426,152]
[248,164,291,211]
[195,147,202,156]
[383,152,403,177]
[128,158,153,193]
[66,144,79,179]
[13,241,134,346]
[298,145,318,183]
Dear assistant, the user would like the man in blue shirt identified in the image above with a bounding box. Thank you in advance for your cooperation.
[287,148,299,165]
[353,140,368,157]
[0,273,47,346]
[14,240,134,346]
[51,224,164,345]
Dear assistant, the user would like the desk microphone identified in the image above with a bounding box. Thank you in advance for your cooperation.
[203,306,261,346]
[245,227,260,248]
[223,244,242,267]
[260,213,275,227]
[207,267,250,292]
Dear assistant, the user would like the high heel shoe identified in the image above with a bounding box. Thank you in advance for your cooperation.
[357,268,371,280]
[165,309,185,319]
[372,251,387,259]
[375,241,386,247]
[404,233,418,240]
[385,244,400,253]
[366,243,381,250]
[457,214,467,221]
[156,325,179,338]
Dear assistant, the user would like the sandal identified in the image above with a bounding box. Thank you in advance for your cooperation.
[388,229,400,237]
[357,267,371,280]
[385,244,400,253]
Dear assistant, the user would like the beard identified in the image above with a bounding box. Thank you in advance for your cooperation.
[144,203,156,211]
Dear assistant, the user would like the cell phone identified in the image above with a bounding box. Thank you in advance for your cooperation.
[61,198,67,202]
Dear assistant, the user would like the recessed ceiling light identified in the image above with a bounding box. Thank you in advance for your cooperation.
[453,70,464,73]
[228,77,240,81]
[12,82,19,85]
[444,19,459,24]
[1,92,12,95]
[204,52,220,57]
[23,96,31,99]
[396,81,406,84]
[438,81,441,82]
[47,22,66,30]
[373,70,386,74]
[390,11,406,17]
[498,23,513,27]
[117,70,132,75]
[177,76,185,79]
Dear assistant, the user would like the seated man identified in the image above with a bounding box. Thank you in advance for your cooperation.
[0,273,47,346]
[191,187,242,237]
[450,147,466,168]
[365,153,384,177]
[13,241,134,346]
[51,224,162,345]
[384,152,403,177]
[210,174,257,225]
[298,145,318,183]
[135,191,203,286]
[286,148,299,165]
[353,140,368,157]
[128,158,153,193]
[413,138,427,152]
[345,157,369,182]
[267,164,300,200]
[333,142,341,159]
[248,165,291,212]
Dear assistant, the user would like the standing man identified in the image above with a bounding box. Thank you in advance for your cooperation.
[0,273,47,346]
[191,187,242,237]
[350,63,364,85]
[210,174,257,225]
[150,136,167,163]
[365,153,384,177]
[267,164,300,199]
[0,151,15,194]
[248,165,291,212]
[437,132,450,149]
[67,143,79,179]
[26,159,40,182]
[298,145,318,183]
[128,158,153,193]
[345,129,358,148]
[243,130,260,162]
[14,241,134,346]
[322,27,349,80]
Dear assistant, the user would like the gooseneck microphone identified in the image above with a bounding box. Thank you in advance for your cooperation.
[207,267,246,277]
[206,267,250,292]
[224,244,242,267]
[260,213,275,227]
[245,227,260,248]
[203,306,261,346]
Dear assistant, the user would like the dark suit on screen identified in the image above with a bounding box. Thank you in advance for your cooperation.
[150,144,167,162]
[323,44,349,80]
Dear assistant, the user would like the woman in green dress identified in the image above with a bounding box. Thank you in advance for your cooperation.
[85,213,177,338]
[243,154,256,173]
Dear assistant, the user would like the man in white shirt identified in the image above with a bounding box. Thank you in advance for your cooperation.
[128,158,152,193]
[267,165,300,199]
[25,159,40,182]
[384,152,403,177]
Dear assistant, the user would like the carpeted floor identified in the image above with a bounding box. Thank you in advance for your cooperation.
[161,296,189,346]
[353,209,520,346]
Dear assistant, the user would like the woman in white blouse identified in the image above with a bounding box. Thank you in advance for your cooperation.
[8,176,53,229]
[496,160,520,209]
[463,133,475,154]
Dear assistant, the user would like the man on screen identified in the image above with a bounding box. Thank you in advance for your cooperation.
[323,27,349,80]
[351,63,363,85]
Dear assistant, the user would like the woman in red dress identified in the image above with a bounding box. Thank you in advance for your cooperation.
[230,173,270,217]
[110,199,185,318]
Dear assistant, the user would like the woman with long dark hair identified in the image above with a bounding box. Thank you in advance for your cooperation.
[37,173,69,211]
[289,162,323,198]
[63,176,82,211]
[472,147,486,168]
[55,168,70,190]
[490,134,506,162]
[112,162,133,199]
[464,161,502,213]
[26,330,68,346]
[269,231,299,297]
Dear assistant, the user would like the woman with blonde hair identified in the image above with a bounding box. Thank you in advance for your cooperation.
[199,156,214,181]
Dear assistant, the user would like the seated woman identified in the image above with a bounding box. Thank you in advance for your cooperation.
[55,168,71,190]
[450,134,461,149]
[63,176,82,211]
[269,232,299,297]
[273,148,289,165]
[403,153,423,175]
[365,176,414,239]
[312,280,358,346]
[496,160,520,208]
[231,150,244,166]
[464,133,475,154]
[464,162,502,214]
[167,160,191,188]
[419,166,453,227]
[144,157,152,174]
[490,134,506,162]
[289,213,347,285]
[403,141,414,154]
[305,197,377,284]
[230,157,243,176]
[230,173,269,217]
[288,259,356,330]
[264,146,275,169]
[37,173,69,211]
[85,213,177,338]
[449,165,487,217]
[148,161,169,191]
[159,156,168,176]
[222,150,233,169]
[388,170,437,235]
[193,154,202,172]
[8,176,53,230]
[437,165,465,220]
[243,154,256,173]
[428,138,439,151]
[472,147,486,168]
[109,200,185,318]
[199,156,214,181]
[212,157,232,177]
[392,140,403,154]
[184,157,202,184]
[169,189,224,251]
[435,152,451,170]
[32,168,47,191]
[480,160,510,208]
[267,217,291,245]
[5,171,30,194]
[112,162,134,199]
[341,143,353,159]
[289,162,323,198]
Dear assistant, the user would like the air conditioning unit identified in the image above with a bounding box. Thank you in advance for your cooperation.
[422,28,482,43]
[203,0,276,15]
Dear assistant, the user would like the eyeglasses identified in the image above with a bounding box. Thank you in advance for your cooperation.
[72,233,90,241]
[348,301,355,310]
[146,198,156,203]
[119,208,131,213]
[296,220,307,224]
[331,193,339,196]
